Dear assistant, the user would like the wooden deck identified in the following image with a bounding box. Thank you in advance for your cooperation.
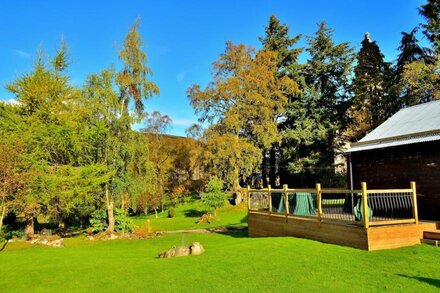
[248,211,437,251]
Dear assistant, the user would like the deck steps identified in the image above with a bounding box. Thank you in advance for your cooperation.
[421,223,440,247]
[423,230,440,240]
[421,238,440,247]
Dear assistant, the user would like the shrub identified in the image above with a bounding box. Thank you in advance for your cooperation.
[114,208,134,233]
[201,177,228,216]
[0,227,25,240]
[198,213,214,224]
[168,208,176,218]
[133,224,152,238]
[89,209,134,233]
[90,210,107,232]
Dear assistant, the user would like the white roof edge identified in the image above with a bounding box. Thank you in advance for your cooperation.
[347,133,440,153]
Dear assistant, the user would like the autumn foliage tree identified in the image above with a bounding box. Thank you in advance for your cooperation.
[188,42,299,191]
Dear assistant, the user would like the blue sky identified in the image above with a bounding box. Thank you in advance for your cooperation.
[0,0,428,136]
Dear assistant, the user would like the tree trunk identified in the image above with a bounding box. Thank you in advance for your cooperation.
[24,212,34,237]
[0,198,6,233]
[269,146,277,187]
[262,149,268,188]
[58,219,65,230]
[105,183,115,232]
[233,178,241,193]
[154,208,158,219]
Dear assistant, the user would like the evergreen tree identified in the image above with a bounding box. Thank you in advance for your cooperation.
[396,28,431,106]
[259,15,302,186]
[3,43,106,234]
[399,0,440,105]
[281,22,354,185]
[419,0,440,53]
[348,33,394,141]
[259,15,302,75]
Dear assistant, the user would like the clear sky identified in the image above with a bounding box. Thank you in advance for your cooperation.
[0,0,428,136]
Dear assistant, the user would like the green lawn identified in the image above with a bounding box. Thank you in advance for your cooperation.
[131,197,248,231]
[0,232,439,292]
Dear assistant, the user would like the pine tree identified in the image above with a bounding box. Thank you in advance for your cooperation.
[348,33,393,141]
[398,0,440,105]
[281,22,354,185]
[396,28,427,75]
[259,15,302,186]
[396,28,431,106]
[419,0,440,54]
[259,15,302,75]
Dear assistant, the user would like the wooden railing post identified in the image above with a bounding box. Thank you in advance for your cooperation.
[361,182,369,228]
[283,184,289,219]
[268,185,272,214]
[410,181,418,224]
[247,185,251,211]
[316,183,322,222]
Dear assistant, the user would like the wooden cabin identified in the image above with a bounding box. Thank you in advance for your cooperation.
[347,101,440,220]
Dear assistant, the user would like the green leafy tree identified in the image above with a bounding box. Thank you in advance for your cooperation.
[201,177,227,216]
[84,19,159,232]
[0,107,29,232]
[402,58,440,103]
[396,28,434,106]
[127,132,156,215]
[5,45,80,235]
[142,111,173,215]
[116,19,159,117]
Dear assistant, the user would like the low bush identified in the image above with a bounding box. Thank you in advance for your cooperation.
[89,209,134,233]
[168,208,176,218]
[89,210,107,232]
[201,177,228,216]
[115,209,134,233]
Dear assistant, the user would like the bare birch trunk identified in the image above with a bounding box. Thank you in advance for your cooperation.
[106,183,115,232]
[0,198,6,233]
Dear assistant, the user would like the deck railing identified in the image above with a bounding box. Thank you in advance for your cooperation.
[245,182,418,228]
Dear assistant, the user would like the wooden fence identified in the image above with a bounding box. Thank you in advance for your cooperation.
[244,182,418,228]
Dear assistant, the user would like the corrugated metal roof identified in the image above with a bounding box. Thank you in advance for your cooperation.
[348,100,440,153]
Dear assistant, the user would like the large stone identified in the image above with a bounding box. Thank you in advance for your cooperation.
[158,248,176,258]
[158,242,205,258]
[189,242,205,255]
[47,239,64,248]
[174,246,190,257]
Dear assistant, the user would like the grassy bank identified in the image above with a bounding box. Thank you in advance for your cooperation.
[131,197,248,231]
[0,232,439,292]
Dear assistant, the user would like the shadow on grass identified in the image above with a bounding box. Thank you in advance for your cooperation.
[398,274,440,289]
[183,209,206,218]
[0,240,8,252]
[215,230,248,238]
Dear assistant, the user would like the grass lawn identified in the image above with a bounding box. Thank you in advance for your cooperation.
[131,197,248,231]
[0,232,439,292]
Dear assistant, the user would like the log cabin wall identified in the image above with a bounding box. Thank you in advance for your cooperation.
[349,140,440,220]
